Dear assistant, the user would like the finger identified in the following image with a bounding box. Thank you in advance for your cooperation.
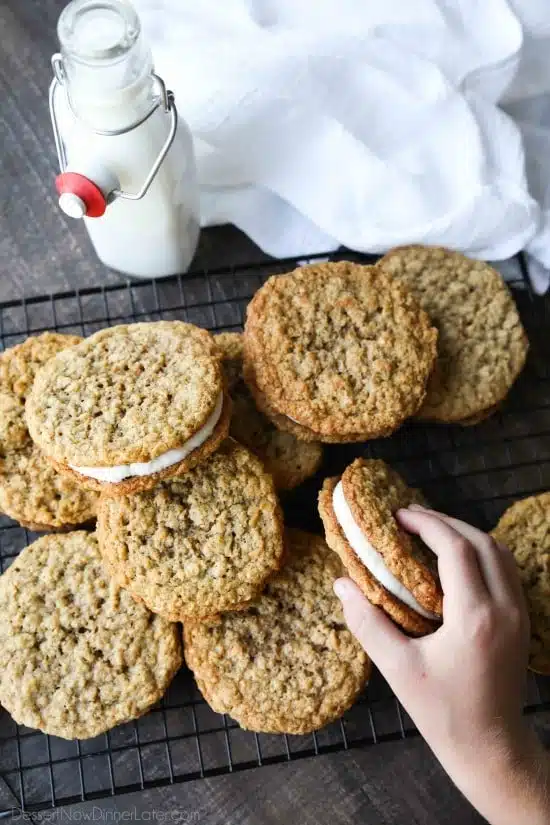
[333,578,411,677]
[408,505,523,606]
[396,508,489,613]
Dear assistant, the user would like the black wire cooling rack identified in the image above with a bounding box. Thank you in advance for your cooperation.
[0,250,550,814]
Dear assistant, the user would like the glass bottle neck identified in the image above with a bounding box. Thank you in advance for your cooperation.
[57,0,154,131]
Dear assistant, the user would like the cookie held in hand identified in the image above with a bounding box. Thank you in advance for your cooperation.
[319,459,442,635]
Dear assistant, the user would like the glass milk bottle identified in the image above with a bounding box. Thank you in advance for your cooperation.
[49,0,199,278]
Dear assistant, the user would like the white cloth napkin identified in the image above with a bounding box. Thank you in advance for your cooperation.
[132,0,550,291]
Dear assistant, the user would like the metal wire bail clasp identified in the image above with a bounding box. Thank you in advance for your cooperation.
[49,53,178,206]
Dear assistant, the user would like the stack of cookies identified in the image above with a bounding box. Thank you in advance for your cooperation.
[243,246,529,436]
[0,244,533,741]
[0,320,368,739]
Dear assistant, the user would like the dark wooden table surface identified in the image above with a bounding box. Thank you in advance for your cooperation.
[0,1,500,822]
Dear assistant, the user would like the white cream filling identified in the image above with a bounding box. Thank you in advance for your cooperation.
[332,481,439,620]
[69,392,224,483]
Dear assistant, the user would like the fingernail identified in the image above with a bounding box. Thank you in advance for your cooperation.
[396,507,412,517]
[333,578,354,600]
[408,503,428,511]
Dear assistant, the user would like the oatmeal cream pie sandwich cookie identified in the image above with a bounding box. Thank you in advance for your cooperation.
[319,458,442,635]
[0,333,98,531]
[184,529,370,734]
[0,531,182,739]
[215,332,323,489]
[377,245,529,424]
[97,440,284,622]
[25,322,231,495]
[243,261,437,442]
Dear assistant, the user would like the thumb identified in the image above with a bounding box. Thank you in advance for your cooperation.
[334,577,410,675]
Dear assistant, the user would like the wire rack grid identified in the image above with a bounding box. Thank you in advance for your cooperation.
[0,250,549,814]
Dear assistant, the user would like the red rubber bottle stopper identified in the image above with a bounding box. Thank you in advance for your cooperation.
[55,172,107,218]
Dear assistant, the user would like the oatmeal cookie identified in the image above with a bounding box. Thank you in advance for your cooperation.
[0,333,97,529]
[184,529,370,733]
[0,531,182,739]
[491,493,550,674]
[97,440,284,621]
[243,261,437,441]
[377,246,528,423]
[216,332,323,488]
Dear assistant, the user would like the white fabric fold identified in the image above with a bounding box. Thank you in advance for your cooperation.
[133,0,550,290]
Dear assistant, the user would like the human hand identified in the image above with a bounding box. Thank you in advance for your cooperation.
[334,505,549,825]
